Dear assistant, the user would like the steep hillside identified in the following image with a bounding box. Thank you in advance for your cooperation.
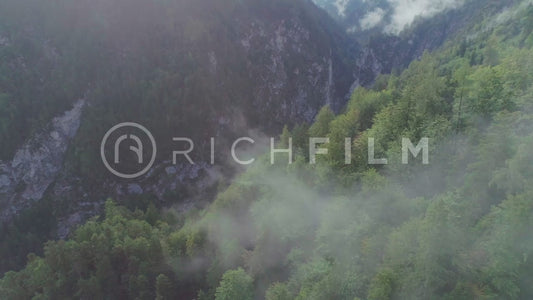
[0,0,365,222]
[360,0,522,75]
[3,1,533,299]
[0,0,386,275]
[316,0,521,77]
[0,0,528,281]
[0,0,361,161]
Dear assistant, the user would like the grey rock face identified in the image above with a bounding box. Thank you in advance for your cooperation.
[0,100,85,222]
[52,160,216,239]
[0,34,9,47]
[239,17,358,128]
[0,0,374,236]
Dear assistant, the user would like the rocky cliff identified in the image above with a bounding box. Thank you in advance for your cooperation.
[0,100,85,222]
[0,0,376,239]
[1,0,510,240]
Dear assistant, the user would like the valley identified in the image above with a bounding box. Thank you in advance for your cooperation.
[1,0,533,299]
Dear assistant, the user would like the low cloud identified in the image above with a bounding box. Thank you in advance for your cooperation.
[334,0,350,18]
[385,0,464,34]
[360,8,385,30]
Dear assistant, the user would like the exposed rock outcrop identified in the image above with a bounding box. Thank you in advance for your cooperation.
[0,100,85,222]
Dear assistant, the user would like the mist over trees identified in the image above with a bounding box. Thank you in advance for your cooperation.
[2,0,533,299]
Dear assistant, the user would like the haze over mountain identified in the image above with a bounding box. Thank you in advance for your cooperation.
[0,0,364,225]
[313,0,464,35]
[1,0,533,299]
[0,0,521,266]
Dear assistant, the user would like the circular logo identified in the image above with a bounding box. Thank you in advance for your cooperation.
[100,122,157,179]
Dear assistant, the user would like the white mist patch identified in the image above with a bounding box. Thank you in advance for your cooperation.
[360,8,385,30]
[385,0,464,34]
[334,0,350,18]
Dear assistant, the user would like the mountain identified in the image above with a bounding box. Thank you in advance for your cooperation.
[0,0,363,159]
[3,0,517,239]
[319,0,522,79]
[313,0,390,34]
[0,0,523,273]
[2,0,533,298]
[312,0,466,36]
[0,0,375,272]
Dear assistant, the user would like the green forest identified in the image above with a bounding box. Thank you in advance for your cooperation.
[0,5,533,300]
[2,1,533,299]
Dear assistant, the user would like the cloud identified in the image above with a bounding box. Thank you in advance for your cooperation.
[334,0,350,18]
[385,0,464,34]
[360,8,386,30]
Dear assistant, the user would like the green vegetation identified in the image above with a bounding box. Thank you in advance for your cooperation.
[3,1,533,300]
[214,268,254,300]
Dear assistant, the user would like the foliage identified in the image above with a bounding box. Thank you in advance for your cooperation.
[214,268,254,300]
[3,1,533,300]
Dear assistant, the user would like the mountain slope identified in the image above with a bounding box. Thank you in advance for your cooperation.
[0,0,527,278]
[315,0,522,78]
[2,1,533,299]
[0,0,369,272]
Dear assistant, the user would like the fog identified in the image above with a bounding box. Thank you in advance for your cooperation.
[384,0,464,34]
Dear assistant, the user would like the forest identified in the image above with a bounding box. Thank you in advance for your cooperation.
[2,0,533,300]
